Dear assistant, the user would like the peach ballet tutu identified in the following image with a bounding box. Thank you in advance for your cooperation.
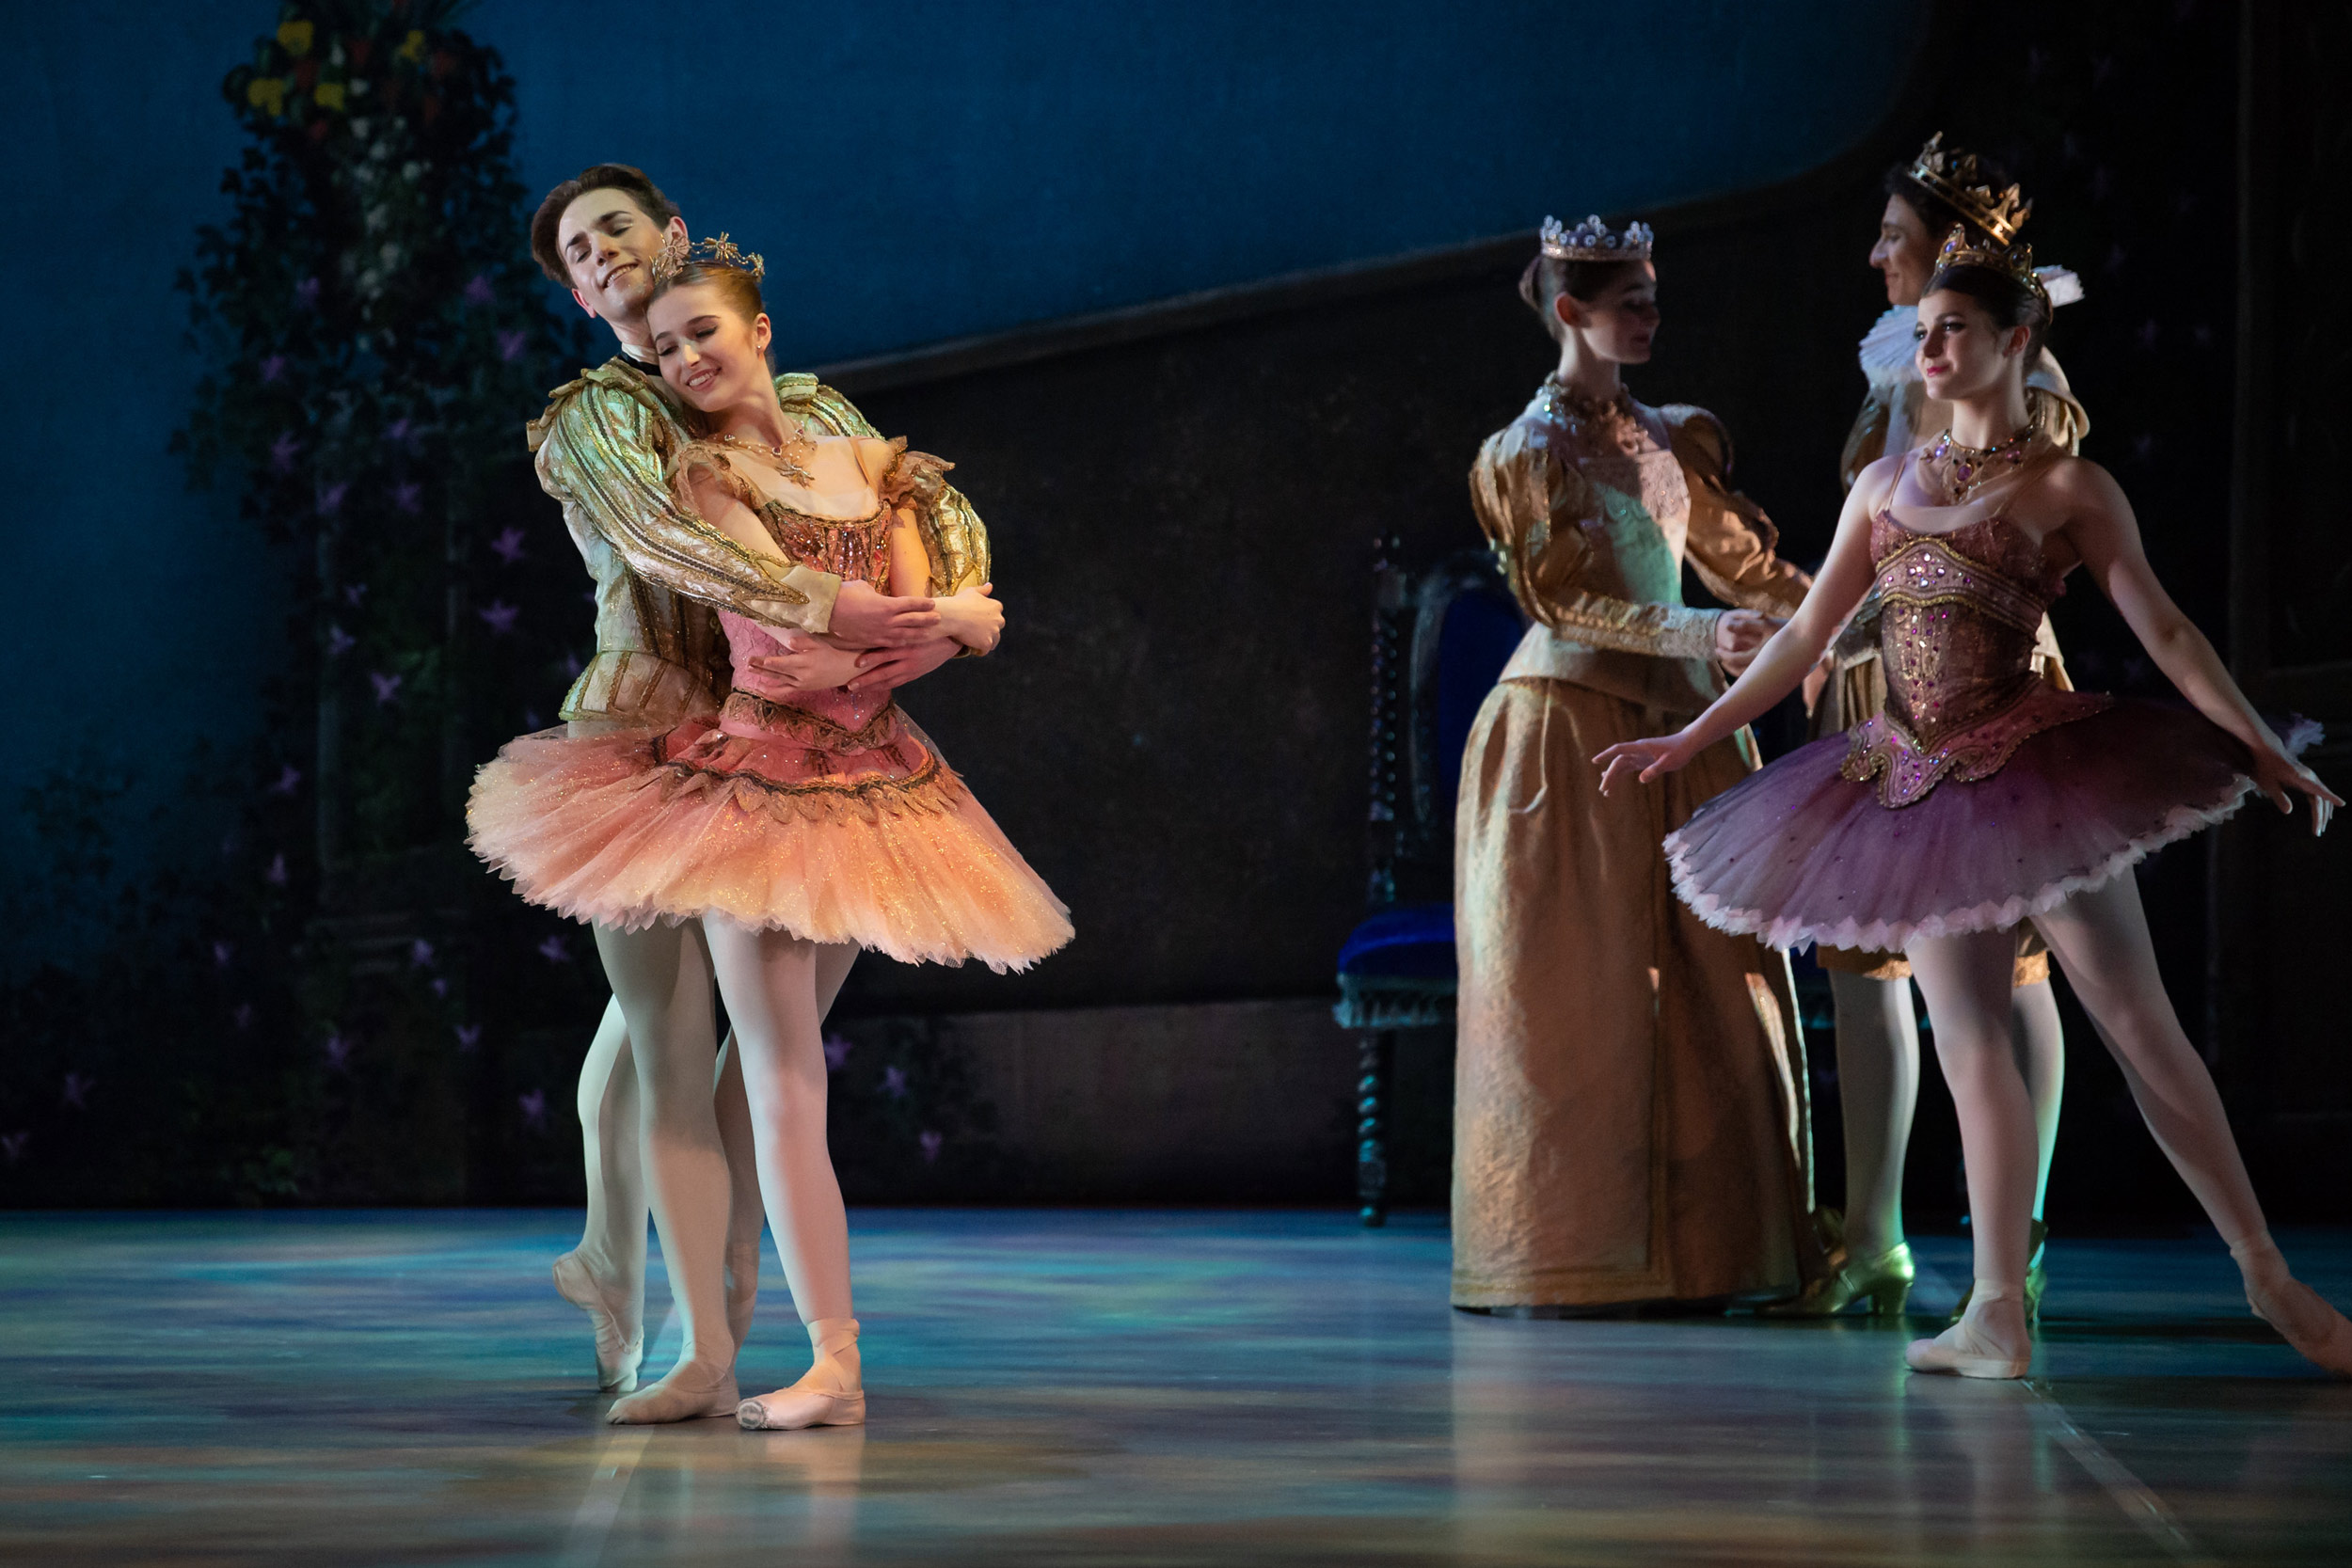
[469,681,1072,973]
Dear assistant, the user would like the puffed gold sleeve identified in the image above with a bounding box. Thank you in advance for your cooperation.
[531,365,841,632]
[1661,404,1811,618]
[2025,349,2090,455]
[1470,421,1722,660]
[780,376,992,596]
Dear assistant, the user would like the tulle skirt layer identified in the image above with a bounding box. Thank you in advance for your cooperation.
[1663,701,2316,955]
[468,717,1072,972]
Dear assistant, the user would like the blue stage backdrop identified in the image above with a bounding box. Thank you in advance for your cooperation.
[4,0,1923,951]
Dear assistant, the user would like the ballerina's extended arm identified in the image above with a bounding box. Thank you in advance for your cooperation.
[1593,458,1888,796]
[2046,460,2337,832]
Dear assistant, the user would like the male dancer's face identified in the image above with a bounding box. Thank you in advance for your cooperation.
[555,189,690,342]
[1869,195,1939,309]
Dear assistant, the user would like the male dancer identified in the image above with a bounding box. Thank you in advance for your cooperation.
[522,164,983,1400]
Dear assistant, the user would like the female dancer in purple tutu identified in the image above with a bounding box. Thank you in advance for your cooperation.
[1593,227,2349,1379]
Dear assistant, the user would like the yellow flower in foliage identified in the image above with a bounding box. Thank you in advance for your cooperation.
[247,75,288,117]
[313,81,346,112]
[396,29,426,63]
[278,20,314,55]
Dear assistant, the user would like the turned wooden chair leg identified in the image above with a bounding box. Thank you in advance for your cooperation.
[1357,1029,1393,1227]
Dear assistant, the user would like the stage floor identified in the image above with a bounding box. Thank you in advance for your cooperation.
[2,1211,2348,1566]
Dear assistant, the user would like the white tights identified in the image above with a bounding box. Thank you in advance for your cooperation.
[1908,873,2265,1295]
[580,924,855,1385]
[1831,971,2064,1258]
[701,919,860,1385]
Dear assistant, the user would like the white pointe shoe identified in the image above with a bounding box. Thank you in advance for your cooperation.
[739,1317,866,1432]
[1907,1284,2032,1380]
[552,1250,644,1393]
[607,1359,740,1425]
[2233,1236,2352,1376]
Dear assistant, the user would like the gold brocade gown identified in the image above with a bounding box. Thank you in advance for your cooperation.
[1452,382,1826,1309]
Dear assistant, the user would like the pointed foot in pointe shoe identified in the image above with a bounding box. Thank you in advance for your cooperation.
[738,1387,866,1431]
[2248,1278,2352,1377]
[1905,1335,2031,1380]
[606,1366,740,1425]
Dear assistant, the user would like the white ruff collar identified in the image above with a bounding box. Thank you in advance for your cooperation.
[1858,306,1918,388]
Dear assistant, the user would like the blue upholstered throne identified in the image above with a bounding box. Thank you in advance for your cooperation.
[1334,537,1523,1225]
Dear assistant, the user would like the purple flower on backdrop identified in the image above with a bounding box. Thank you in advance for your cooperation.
[454,1023,483,1053]
[324,1033,354,1070]
[489,526,529,563]
[2026,45,2047,78]
[522,708,542,731]
[822,1033,852,1071]
[2137,320,2160,352]
[2193,324,2213,349]
[2091,55,2116,89]
[882,1066,909,1101]
[318,481,350,517]
[463,274,495,306]
[370,672,403,705]
[213,941,235,968]
[392,481,422,514]
[268,763,303,795]
[2090,166,2113,203]
[232,1004,255,1031]
[518,1088,548,1130]
[62,1073,94,1109]
[265,853,288,886]
[0,1132,27,1165]
[498,329,528,362]
[2062,132,2084,166]
[564,651,584,677]
[2133,434,2156,461]
[270,432,302,473]
[260,355,287,385]
[2106,243,2127,275]
[477,600,519,635]
[537,935,571,963]
[326,625,356,657]
[430,977,448,998]
[294,277,321,309]
[918,1130,944,1164]
[343,581,369,607]
[409,939,436,968]
[385,417,412,445]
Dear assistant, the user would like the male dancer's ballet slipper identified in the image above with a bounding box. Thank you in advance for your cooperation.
[1906,1285,2032,1380]
[552,1250,644,1393]
[739,1317,866,1431]
[2233,1236,2352,1376]
[607,1361,740,1425]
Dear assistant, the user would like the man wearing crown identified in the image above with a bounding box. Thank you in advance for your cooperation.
[1453,214,1826,1313]
[1774,135,2091,1323]
[513,164,985,1396]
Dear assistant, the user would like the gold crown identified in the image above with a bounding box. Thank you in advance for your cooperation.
[1932,225,2053,314]
[1905,133,2031,247]
[650,230,766,290]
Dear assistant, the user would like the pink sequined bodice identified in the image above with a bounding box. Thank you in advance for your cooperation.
[1842,507,2111,807]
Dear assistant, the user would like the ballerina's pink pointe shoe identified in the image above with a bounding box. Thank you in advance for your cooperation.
[2233,1236,2352,1376]
[739,1317,866,1432]
[552,1250,644,1393]
[1906,1284,2033,1380]
[607,1359,740,1425]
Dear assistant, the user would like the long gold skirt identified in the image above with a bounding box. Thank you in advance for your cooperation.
[1452,679,1823,1308]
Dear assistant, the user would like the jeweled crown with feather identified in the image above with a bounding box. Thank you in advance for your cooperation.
[1905,133,2032,247]
[1540,214,1655,262]
[1933,225,2054,314]
[650,230,767,290]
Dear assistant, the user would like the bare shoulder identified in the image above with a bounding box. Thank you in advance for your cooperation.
[2039,451,2129,515]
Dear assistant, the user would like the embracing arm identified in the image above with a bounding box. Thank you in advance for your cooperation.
[1594,462,1888,793]
[2058,461,2338,828]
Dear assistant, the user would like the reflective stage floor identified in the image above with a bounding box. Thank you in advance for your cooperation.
[3,1211,2348,1566]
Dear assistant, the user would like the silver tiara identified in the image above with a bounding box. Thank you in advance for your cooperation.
[1541,214,1654,262]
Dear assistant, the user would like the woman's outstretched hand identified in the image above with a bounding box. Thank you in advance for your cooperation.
[1593,730,1701,797]
[2251,746,2343,837]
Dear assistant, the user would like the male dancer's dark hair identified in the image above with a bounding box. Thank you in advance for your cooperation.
[530,163,681,282]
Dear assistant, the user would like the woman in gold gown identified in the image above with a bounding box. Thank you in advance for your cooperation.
[1451,216,1824,1311]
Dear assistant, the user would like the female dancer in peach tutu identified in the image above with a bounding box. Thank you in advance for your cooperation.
[1594,227,2350,1380]
[471,235,1072,1427]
